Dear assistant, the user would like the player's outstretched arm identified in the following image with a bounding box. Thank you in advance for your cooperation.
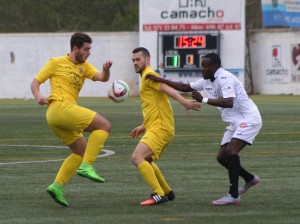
[192,90,233,108]
[146,74,193,92]
[93,60,113,82]
[160,83,201,111]
[31,78,48,105]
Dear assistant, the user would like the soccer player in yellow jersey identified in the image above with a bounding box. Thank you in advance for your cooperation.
[131,47,201,206]
[31,33,112,207]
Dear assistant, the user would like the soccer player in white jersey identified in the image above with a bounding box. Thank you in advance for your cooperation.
[146,53,262,206]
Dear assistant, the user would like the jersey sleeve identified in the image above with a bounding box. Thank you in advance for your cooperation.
[220,77,236,98]
[190,78,204,91]
[35,59,55,83]
[85,62,99,80]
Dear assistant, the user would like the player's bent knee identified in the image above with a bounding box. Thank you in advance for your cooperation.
[102,121,112,132]
[131,151,145,166]
[131,155,139,166]
[96,121,112,133]
[216,155,226,166]
[87,116,112,132]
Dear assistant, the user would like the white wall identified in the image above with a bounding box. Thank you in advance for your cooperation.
[0,32,139,99]
[249,29,300,94]
[4,30,300,98]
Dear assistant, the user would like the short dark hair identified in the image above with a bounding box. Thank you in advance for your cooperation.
[70,33,92,51]
[132,47,150,57]
[203,53,221,67]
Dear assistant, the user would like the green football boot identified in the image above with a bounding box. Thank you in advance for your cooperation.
[77,162,106,183]
[46,182,68,207]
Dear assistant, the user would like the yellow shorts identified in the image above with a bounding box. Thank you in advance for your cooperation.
[140,128,174,161]
[46,101,96,145]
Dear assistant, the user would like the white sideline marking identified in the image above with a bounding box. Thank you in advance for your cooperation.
[0,144,115,165]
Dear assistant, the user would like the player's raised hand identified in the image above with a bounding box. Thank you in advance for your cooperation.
[94,60,113,81]
[103,60,113,71]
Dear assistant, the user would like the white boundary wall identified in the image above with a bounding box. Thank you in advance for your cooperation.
[0,32,139,99]
[3,30,300,98]
[249,29,300,94]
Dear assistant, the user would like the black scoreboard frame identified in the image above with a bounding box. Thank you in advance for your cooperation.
[157,31,220,72]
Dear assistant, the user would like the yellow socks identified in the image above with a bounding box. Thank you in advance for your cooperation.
[137,161,164,196]
[83,130,109,164]
[151,162,172,194]
[54,130,109,186]
[55,153,83,186]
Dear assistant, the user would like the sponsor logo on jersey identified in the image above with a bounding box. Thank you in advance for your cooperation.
[239,122,248,128]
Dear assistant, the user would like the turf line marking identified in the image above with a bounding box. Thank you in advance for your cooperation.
[161,217,185,221]
[0,144,112,149]
[0,144,69,149]
[0,144,115,165]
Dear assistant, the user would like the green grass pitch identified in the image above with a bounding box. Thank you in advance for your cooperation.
[0,95,299,224]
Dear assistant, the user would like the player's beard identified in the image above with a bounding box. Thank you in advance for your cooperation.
[134,66,141,73]
[202,73,209,79]
[201,70,213,79]
[135,64,146,74]
[76,53,87,63]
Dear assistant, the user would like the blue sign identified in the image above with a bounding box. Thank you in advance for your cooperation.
[262,1,300,28]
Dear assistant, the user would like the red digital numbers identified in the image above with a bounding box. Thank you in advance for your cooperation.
[175,36,206,49]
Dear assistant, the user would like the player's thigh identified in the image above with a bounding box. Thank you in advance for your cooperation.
[140,129,174,161]
[220,128,247,155]
[221,121,262,145]
[46,101,96,145]
[47,101,96,131]
[85,113,111,132]
[232,122,262,145]
[68,137,87,156]
[49,124,83,145]
[220,125,234,146]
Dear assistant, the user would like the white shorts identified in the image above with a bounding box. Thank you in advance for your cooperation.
[220,121,262,146]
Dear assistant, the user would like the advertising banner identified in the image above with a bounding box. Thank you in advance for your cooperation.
[291,43,300,81]
[265,45,290,83]
[261,0,300,28]
[141,0,243,31]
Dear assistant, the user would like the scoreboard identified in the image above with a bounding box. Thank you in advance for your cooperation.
[157,31,220,72]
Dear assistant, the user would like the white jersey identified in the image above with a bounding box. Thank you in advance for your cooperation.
[190,68,262,125]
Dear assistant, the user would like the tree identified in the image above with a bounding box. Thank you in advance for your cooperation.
[0,0,139,32]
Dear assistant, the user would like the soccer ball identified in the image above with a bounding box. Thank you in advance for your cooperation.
[107,80,129,103]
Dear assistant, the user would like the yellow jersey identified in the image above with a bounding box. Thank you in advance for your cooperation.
[35,54,98,104]
[140,66,175,134]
